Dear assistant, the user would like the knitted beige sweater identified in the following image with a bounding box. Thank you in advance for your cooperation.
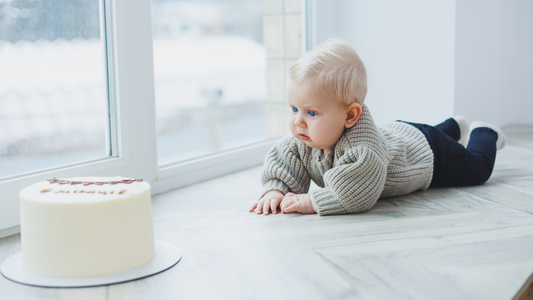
[261,105,434,216]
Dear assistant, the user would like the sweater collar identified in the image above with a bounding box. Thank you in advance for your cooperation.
[314,146,335,175]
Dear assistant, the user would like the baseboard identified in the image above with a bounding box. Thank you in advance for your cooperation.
[0,225,20,239]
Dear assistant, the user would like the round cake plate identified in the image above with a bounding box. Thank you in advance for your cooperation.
[0,239,181,288]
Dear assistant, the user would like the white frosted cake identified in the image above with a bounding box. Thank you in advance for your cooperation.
[19,177,155,278]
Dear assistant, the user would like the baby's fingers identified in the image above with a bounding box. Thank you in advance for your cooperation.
[249,202,258,212]
[284,203,300,213]
[255,199,265,214]
[280,198,294,213]
[280,194,294,207]
[262,199,271,215]
[270,198,280,214]
[284,192,295,199]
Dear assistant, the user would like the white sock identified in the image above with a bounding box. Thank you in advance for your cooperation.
[453,115,469,146]
[468,121,507,150]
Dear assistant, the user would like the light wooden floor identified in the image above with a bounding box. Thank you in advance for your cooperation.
[1,126,533,300]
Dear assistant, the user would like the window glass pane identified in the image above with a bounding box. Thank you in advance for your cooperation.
[0,0,110,178]
[152,0,268,166]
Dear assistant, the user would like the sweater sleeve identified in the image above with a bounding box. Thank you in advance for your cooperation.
[260,136,311,198]
[311,147,388,216]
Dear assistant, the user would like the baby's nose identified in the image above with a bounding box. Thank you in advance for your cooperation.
[294,115,307,127]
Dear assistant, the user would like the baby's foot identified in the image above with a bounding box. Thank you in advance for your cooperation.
[453,115,469,146]
[468,121,507,150]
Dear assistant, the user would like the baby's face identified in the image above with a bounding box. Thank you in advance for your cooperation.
[287,81,347,152]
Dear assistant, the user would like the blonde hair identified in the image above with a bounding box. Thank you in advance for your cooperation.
[288,38,367,110]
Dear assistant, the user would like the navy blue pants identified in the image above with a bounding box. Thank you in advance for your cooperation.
[401,118,498,187]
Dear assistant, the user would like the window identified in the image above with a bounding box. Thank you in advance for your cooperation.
[152,0,269,166]
[0,0,111,179]
[264,0,303,142]
[0,0,306,238]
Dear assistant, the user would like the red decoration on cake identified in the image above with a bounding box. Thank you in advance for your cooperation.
[47,178,143,185]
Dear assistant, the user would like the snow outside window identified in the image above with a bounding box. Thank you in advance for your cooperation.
[0,0,111,179]
[153,0,301,166]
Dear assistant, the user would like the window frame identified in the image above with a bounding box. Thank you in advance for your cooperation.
[0,0,159,237]
[0,0,308,238]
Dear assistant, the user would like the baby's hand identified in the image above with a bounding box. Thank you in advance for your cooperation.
[280,193,317,214]
[249,190,284,215]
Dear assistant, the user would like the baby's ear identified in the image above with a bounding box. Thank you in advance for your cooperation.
[344,103,362,128]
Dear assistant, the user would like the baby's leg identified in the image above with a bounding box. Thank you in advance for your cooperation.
[434,118,461,141]
[434,116,469,143]
[402,121,498,187]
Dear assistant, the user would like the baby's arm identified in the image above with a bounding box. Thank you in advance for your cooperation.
[312,147,387,215]
[250,136,312,214]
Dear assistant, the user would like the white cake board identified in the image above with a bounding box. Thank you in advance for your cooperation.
[0,239,181,288]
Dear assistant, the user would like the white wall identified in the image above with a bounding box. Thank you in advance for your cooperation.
[312,0,456,124]
[455,0,533,127]
[309,0,337,50]
[314,0,533,127]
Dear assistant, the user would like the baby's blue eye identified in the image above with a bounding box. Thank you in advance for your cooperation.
[291,107,298,112]
[308,111,316,116]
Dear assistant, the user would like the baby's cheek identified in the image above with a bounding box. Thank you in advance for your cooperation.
[314,126,329,141]
[288,124,300,140]
[319,124,340,146]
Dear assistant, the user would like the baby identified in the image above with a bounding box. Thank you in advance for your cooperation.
[249,39,506,216]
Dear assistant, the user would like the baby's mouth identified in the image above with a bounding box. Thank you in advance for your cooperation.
[299,133,310,141]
